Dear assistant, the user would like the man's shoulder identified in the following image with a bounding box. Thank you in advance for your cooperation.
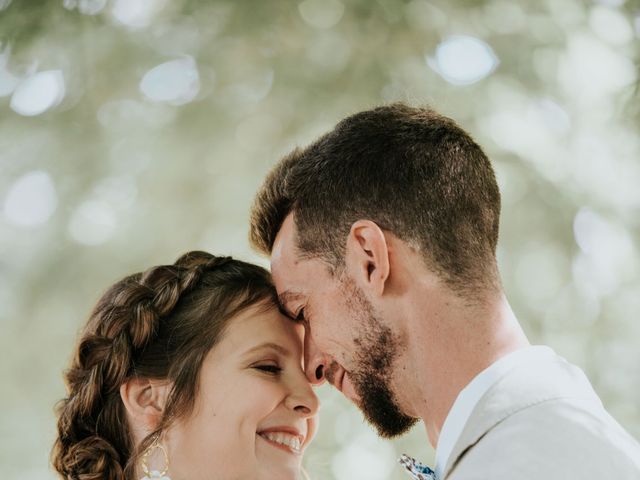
[452,348,601,454]
[488,396,640,458]
[448,397,640,479]
[443,349,640,479]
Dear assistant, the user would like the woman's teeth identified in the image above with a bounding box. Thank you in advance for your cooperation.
[259,432,302,452]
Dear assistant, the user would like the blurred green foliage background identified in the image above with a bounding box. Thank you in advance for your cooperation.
[1,0,639,478]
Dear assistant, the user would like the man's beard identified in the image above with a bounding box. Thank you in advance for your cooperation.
[340,278,418,438]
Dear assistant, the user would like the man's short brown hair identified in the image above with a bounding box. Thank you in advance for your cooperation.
[250,103,502,296]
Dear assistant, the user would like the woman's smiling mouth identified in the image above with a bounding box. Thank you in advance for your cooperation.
[257,428,304,455]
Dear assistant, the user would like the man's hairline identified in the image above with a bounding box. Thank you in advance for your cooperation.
[269,212,501,304]
[269,208,337,264]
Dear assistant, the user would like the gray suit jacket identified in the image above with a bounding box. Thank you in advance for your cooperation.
[444,349,640,479]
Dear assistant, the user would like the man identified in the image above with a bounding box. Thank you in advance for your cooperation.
[249,104,640,479]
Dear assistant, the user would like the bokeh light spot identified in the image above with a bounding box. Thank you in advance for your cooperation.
[572,208,636,294]
[111,0,168,29]
[427,35,499,85]
[532,98,571,135]
[93,176,138,211]
[558,32,636,102]
[68,200,117,246]
[573,208,633,257]
[589,6,634,45]
[514,242,567,306]
[594,0,625,6]
[0,47,19,97]
[79,0,108,15]
[139,56,200,105]
[3,171,57,227]
[10,70,65,116]
[298,0,345,29]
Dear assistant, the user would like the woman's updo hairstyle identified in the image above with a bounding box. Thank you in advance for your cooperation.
[52,251,277,480]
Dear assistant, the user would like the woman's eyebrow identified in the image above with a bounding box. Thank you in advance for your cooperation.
[242,342,291,357]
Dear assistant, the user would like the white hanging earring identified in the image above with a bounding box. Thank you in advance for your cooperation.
[140,436,172,480]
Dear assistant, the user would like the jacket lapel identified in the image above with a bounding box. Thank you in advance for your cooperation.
[441,351,600,479]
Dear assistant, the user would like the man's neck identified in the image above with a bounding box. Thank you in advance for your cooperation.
[396,287,529,448]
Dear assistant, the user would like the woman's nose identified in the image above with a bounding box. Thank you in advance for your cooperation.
[286,376,320,417]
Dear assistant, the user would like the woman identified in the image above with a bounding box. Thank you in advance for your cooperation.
[52,251,318,480]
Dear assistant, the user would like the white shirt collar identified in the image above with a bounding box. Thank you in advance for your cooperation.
[433,345,553,478]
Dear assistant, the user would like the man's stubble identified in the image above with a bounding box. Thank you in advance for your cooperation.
[340,277,418,438]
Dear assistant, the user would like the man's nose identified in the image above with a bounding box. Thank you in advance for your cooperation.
[304,334,328,386]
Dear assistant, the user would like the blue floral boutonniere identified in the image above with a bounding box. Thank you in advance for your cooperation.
[399,453,436,480]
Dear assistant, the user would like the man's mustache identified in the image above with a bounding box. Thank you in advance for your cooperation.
[324,361,341,385]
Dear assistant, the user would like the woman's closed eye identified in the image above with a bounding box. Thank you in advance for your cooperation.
[254,363,283,375]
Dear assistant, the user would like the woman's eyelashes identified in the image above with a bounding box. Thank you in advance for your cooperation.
[253,363,283,375]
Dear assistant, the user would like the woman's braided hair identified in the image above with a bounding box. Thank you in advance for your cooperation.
[52,251,277,480]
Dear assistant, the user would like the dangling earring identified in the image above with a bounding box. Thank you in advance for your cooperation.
[140,436,171,480]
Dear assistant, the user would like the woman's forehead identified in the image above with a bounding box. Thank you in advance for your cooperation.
[212,305,304,357]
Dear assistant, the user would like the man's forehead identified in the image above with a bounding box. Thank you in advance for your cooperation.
[270,213,305,287]
[270,246,297,290]
[270,213,335,304]
[271,214,297,265]
[271,257,309,306]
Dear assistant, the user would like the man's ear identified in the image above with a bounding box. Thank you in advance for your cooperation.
[120,377,169,432]
[345,220,390,296]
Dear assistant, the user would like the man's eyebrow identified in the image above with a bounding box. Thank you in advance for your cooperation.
[277,290,304,316]
[242,342,291,357]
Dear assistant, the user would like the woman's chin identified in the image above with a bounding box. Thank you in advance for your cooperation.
[255,435,304,479]
[254,462,302,480]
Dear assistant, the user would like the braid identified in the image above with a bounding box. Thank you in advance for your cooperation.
[53,252,233,480]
